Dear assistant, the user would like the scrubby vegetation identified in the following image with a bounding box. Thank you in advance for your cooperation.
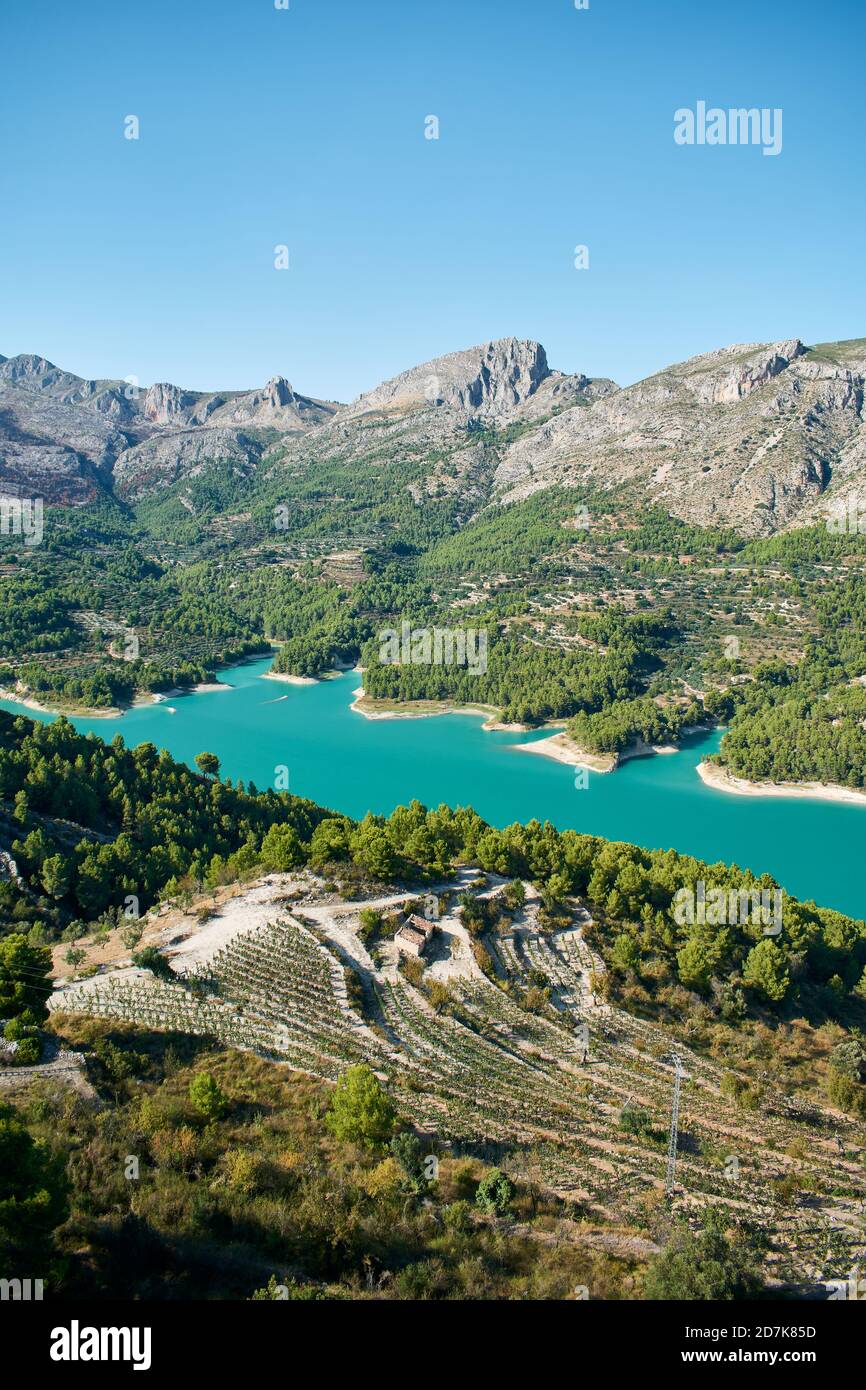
[3,1023,640,1300]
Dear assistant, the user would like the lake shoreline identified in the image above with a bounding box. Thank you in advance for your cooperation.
[697,760,866,807]
[0,648,278,721]
[0,646,357,720]
[515,731,681,773]
[261,657,360,689]
[0,684,127,719]
[349,686,528,732]
[4,658,864,920]
[260,671,319,687]
[0,680,232,720]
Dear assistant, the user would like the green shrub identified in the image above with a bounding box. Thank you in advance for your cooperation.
[442,1198,473,1233]
[390,1131,433,1192]
[132,947,175,982]
[325,1064,396,1150]
[13,1035,41,1066]
[475,1167,515,1216]
[644,1214,763,1300]
[4,1013,39,1041]
[189,1071,229,1122]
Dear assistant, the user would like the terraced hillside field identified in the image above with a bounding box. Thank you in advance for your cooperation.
[51,872,866,1290]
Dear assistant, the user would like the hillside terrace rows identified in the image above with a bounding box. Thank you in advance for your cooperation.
[52,886,866,1283]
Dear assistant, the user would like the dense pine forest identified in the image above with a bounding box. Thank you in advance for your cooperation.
[2,479,866,783]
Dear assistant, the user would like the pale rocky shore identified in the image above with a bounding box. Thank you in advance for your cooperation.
[0,679,230,721]
[260,670,318,687]
[154,682,230,698]
[697,760,866,806]
[349,686,525,730]
[262,659,357,688]
[514,732,615,772]
[515,731,680,774]
[0,684,124,719]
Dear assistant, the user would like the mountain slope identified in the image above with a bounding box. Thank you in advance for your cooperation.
[0,353,340,505]
[3,334,866,538]
[496,338,866,535]
[343,336,616,422]
[237,338,616,536]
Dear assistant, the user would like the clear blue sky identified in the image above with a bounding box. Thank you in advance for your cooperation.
[1,0,864,401]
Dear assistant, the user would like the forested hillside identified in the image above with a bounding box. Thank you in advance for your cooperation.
[3,480,866,788]
[2,713,865,1301]
[2,711,865,1104]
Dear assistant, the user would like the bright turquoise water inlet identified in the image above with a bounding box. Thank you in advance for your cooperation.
[3,657,863,920]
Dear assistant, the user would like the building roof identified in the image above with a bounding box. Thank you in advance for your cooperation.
[405,913,436,937]
[396,926,427,949]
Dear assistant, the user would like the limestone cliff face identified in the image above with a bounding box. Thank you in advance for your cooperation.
[112,428,263,502]
[345,338,553,421]
[111,376,340,500]
[680,339,807,405]
[0,354,83,395]
[0,353,339,503]
[203,376,335,431]
[494,339,866,535]
[143,382,202,424]
[252,339,616,523]
[0,357,131,503]
[142,375,337,431]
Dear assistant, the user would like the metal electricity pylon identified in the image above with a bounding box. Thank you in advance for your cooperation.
[665,1053,687,1196]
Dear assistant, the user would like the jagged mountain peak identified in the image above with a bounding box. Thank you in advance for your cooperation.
[652,338,808,405]
[667,337,806,374]
[4,335,866,537]
[0,350,340,506]
[0,353,82,392]
[142,381,204,424]
[495,334,866,535]
[345,336,552,420]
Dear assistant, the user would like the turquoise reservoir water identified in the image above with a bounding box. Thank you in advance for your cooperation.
[3,656,864,920]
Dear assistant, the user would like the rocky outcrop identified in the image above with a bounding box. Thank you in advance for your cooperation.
[0,355,143,422]
[0,354,84,395]
[140,376,339,432]
[0,373,130,503]
[345,338,553,421]
[495,339,866,535]
[204,377,337,431]
[0,441,109,505]
[0,352,340,504]
[678,339,807,405]
[518,369,619,421]
[142,382,203,425]
[112,428,263,502]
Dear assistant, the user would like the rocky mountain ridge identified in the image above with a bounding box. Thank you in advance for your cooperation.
[343,337,616,421]
[495,337,866,534]
[0,353,340,506]
[2,334,865,535]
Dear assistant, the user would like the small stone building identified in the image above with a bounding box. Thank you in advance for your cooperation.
[395,913,437,959]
